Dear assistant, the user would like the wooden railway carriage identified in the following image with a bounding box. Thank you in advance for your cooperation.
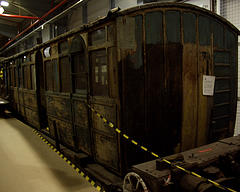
[1,3,239,175]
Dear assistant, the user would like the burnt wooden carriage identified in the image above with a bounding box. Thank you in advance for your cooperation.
[1,3,239,175]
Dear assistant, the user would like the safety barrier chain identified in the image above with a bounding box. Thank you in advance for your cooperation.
[86,103,238,192]
[32,129,105,192]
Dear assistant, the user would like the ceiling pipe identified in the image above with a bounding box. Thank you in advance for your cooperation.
[10,2,38,17]
[0,13,39,19]
[0,0,68,51]
[0,0,85,54]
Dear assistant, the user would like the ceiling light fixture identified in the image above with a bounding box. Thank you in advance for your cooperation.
[0,6,4,14]
[0,1,9,7]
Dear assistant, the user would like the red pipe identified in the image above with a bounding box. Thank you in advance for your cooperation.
[0,14,39,19]
[1,0,68,50]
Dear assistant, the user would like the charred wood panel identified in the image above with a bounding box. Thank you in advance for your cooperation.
[75,125,91,155]
[197,46,213,146]
[91,100,119,170]
[47,116,74,148]
[93,131,119,171]
[72,98,91,154]
[122,15,144,137]
[23,91,38,109]
[164,43,182,153]
[13,87,18,111]
[146,11,166,155]
[18,89,25,117]
[25,107,40,128]
[46,94,74,148]
[73,99,89,127]
[120,15,146,168]
[46,95,71,121]
[92,102,117,136]
[181,44,198,151]
[56,119,74,148]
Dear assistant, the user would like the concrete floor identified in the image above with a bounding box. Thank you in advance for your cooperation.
[0,116,98,192]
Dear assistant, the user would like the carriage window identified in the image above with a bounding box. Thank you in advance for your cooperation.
[166,11,180,43]
[59,56,71,92]
[90,49,108,96]
[58,40,68,54]
[199,15,211,45]
[23,55,27,63]
[213,20,224,48]
[45,59,58,91]
[72,53,87,94]
[23,55,31,63]
[30,65,36,90]
[70,36,87,94]
[145,11,163,45]
[225,28,236,50]
[89,28,106,46]
[183,12,196,43]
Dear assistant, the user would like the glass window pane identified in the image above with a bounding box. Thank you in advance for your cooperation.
[199,15,211,45]
[58,40,68,54]
[72,53,87,94]
[213,20,224,48]
[166,11,180,43]
[89,28,106,46]
[72,54,86,73]
[145,11,163,45]
[90,49,108,96]
[183,12,196,43]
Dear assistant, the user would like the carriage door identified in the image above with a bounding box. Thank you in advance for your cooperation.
[70,35,92,155]
[35,51,48,129]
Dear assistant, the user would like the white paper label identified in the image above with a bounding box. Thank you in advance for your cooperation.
[203,75,215,96]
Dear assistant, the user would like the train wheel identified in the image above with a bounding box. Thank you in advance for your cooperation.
[123,172,149,192]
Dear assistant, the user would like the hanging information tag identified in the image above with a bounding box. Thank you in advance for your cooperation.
[203,75,215,96]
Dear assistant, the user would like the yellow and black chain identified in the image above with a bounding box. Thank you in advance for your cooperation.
[32,129,105,192]
[86,103,238,192]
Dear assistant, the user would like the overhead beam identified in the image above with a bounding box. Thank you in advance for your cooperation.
[1,0,69,51]
[0,18,19,27]
[0,14,39,19]
[10,2,38,17]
